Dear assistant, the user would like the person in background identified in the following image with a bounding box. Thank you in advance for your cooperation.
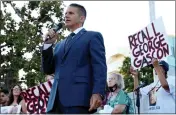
[102,71,134,114]
[0,88,9,106]
[9,105,19,114]
[7,84,27,114]
[130,58,175,113]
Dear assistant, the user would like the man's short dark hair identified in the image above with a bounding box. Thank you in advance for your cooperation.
[69,3,87,18]
[1,89,9,95]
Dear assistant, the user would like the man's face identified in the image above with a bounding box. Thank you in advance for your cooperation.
[65,6,84,28]
[0,92,8,104]
[107,74,117,87]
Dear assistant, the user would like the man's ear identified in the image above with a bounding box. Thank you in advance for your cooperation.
[80,16,85,23]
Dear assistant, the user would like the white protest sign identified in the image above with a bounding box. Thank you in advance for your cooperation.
[1,105,21,114]
[128,17,169,69]
[21,79,54,114]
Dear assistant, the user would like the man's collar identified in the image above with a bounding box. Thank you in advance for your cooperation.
[73,27,84,34]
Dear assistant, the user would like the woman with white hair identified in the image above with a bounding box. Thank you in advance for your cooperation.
[103,71,134,114]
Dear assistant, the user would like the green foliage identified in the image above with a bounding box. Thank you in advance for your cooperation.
[119,57,153,93]
[0,1,65,89]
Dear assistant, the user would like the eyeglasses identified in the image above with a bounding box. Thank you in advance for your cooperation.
[108,77,116,81]
[13,88,20,91]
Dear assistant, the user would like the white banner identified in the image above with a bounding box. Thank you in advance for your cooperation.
[1,105,21,114]
[128,17,169,69]
[21,79,54,114]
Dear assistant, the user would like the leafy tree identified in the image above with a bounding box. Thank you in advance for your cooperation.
[0,1,66,89]
[119,57,153,93]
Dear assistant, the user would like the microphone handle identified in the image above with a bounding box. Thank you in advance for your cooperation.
[44,28,58,42]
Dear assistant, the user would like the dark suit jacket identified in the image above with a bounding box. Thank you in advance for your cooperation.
[42,29,107,112]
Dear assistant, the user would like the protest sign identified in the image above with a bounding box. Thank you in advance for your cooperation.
[128,17,169,69]
[1,105,21,114]
[21,79,54,114]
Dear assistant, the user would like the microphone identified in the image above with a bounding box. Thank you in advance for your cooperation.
[45,23,63,42]
[134,82,147,91]
[53,23,63,32]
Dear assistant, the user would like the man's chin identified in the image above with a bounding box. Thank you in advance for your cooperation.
[65,24,71,27]
[64,25,69,29]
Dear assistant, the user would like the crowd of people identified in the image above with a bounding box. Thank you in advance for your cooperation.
[0,74,54,114]
[1,58,174,114]
[0,2,175,114]
[0,85,27,114]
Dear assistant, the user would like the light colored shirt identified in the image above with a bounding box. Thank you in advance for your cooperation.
[73,27,83,34]
[140,80,175,113]
[43,27,83,50]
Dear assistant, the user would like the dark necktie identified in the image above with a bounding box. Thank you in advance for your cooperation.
[64,32,75,52]
[66,32,76,45]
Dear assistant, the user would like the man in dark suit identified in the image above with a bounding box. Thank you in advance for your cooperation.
[42,3,107,114]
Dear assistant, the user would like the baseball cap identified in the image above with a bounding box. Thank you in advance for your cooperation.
[159,60,169,72]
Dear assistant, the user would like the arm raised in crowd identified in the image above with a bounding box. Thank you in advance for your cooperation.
[130,66,139,91]
[152,58,170,92]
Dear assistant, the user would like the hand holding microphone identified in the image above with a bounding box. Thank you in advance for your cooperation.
[43,23,63,44]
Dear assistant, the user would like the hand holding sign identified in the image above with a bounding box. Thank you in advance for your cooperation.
[152,58,159,68]
[21,80,54,114]
[130,66,139,78]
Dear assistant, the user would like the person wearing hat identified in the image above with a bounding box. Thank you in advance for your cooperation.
[130,58,175,113]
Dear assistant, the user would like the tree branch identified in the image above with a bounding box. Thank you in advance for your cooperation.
[9,2,24,21]
[0,44,10,49]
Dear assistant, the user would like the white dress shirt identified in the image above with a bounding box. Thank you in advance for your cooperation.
[43,27,83,50]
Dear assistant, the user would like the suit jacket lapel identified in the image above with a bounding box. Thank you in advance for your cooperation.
[60,39,66,61]
[62,29,87,61]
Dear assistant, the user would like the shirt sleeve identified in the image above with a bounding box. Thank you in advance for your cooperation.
[43,44,52,50]
[113,91,131,114]
[114,91,128,105]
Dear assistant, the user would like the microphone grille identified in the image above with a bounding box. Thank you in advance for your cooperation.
[57,23,63,29]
